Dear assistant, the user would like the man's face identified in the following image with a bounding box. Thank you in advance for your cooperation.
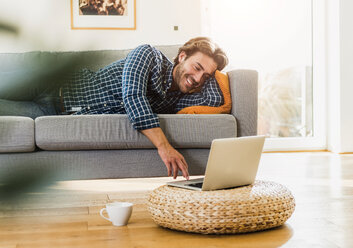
[173,51,217,93]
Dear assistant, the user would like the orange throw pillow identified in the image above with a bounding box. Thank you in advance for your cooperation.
[176,70,232,114]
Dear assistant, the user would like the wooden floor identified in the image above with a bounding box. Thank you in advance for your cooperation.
[1,152,353,248]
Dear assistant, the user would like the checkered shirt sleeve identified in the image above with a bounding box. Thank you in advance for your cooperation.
[122,45,161,130]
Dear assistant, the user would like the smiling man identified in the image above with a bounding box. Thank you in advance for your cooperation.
[135,37,228,180]
[0,37,228,180]
[134,37,228,180]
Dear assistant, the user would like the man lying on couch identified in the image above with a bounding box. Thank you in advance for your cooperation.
[0,37,229,180]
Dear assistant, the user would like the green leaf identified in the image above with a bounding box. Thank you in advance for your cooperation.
[0,22,18,35]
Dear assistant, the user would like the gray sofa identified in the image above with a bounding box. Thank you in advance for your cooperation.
[0,45,258,180]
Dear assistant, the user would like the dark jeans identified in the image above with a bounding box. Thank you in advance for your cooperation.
[0,69,62,119]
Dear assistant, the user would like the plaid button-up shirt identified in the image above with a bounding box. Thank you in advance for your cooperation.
[62,44,224,130]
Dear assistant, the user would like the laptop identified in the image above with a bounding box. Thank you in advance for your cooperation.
[167,135,265,191]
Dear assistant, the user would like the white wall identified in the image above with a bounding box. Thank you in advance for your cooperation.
[0,0,202,52]
[339,0,353,152]
[201,0,312,73]
[327,0,353,153]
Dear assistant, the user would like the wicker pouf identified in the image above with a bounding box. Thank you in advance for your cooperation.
[147,180,295,234]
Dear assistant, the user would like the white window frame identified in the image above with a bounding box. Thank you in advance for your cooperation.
[263,0,327,151]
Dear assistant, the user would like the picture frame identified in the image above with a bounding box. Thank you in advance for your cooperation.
[71,0,136,30]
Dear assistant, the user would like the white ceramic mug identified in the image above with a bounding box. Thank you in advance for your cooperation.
[100,202,133,226]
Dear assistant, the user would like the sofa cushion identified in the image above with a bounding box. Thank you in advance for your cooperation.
[35,114,236,150]
[0,116,35,153]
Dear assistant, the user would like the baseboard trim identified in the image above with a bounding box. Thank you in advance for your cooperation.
[263,150,329,153]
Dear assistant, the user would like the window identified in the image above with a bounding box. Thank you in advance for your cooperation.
[201,0,326,150]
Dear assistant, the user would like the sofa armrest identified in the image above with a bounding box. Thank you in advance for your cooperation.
[227,69,258,137]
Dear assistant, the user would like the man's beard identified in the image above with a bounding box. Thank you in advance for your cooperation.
[174,62,184,87]
[173,61,188,93]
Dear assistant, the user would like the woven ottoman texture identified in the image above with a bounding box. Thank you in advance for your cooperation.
[147,180,295,234]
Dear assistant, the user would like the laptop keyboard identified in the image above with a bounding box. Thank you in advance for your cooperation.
[187,182,203,188]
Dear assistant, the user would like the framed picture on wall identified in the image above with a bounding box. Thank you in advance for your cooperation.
[71,0,136,30]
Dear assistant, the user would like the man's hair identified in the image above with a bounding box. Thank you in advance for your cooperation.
[174,37,228,71]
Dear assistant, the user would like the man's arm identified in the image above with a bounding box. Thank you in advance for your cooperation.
[174,77,224,112]
[121,45,189,179]
[141,127,189,180]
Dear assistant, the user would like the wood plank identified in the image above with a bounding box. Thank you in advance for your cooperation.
[0,207,88,218]
[9,225,293,248]
[0,221,87,235]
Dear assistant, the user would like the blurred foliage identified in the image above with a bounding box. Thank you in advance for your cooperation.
[0,164,58,204]
[0,22,18,35]
[0,21,89,207]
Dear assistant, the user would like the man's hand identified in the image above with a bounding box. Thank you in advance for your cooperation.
[157,143,189,180]
[140,127,189,180]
